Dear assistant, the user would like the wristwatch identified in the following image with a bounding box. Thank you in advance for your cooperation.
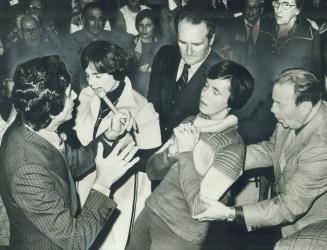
[226,207,236,222]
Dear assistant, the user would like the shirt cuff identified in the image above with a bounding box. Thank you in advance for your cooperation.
[92,183,111,197]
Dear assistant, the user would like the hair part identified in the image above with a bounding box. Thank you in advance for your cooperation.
[207,60,254,110]
[12,55,70,131]
[274,68,321,106]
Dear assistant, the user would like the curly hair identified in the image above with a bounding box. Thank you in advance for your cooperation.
[207,60,254,110]
[12,55,70,131]
[81,40,132,81]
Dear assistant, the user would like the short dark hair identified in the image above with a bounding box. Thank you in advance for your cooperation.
[176,8,216,41]
[12,55,70,131]
[274,68,321,106]
[82,2,105,17]
[81,40,132,81]
[207,60,254,110]
[295,0,304,9]
[135,9,161,38]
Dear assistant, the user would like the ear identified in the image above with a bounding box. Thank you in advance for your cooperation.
[209,34,215,46]
[298,101,312,114]
[295,7,301,16]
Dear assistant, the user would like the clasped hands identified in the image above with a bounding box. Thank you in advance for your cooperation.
[168,123,200,157]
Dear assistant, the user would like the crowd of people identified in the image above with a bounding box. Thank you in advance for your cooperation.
[1,0,327,249]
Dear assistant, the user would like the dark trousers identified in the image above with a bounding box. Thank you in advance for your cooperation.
[127,206,201,250]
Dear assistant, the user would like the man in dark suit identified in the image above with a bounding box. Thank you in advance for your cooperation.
[0,55,139,249]
[148,9,221,143]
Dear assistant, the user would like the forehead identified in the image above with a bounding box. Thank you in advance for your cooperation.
[85,7,104,17]
[246,0,260,6]
[277,0,296,4]
[207,77,231,91]
[178,19,209,42]
[273,83,295,102]
[21,18,38,28]
[139,17,154,24]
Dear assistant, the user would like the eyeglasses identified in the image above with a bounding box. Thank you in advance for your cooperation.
[272,1,297,10]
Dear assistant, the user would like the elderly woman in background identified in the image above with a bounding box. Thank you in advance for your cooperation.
[132,9,163,97]
[74,40,161,250]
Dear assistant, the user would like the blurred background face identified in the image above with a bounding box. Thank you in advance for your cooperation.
[78,0,94,10]
[199,78,231,119]
[244,0,261,25]
[85,62,119,94]
[127,0,140,11]
[27,0,44,19]
[273,0,300,26]
[84,7,106,35]
[138,17,154,41]
[177,19,213,65]
[271,83,307,129]
[20,16,41,47]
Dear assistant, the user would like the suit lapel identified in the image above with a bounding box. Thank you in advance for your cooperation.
[275,102,326,183]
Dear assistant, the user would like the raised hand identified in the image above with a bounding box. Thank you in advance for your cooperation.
[95,135,139,189]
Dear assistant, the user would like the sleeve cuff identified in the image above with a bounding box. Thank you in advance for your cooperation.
[92,183,111,197]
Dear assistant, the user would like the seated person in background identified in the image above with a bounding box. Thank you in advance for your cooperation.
[132,9,164,97]
[3,14,60,77]
[74,40,161,250]
[127,60,254,250]
[193,69,327,240]
[119,0,150,36]
[63,2,135,93]
[0,55,139,249]
[70,0,111,33]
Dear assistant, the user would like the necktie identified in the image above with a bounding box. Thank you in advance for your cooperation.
[247,25,255,55]
[177,63,191,90]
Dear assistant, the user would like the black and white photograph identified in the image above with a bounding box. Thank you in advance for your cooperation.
[1,0,327,249]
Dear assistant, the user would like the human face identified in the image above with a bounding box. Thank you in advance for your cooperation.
[27,0,44,19]
[84,7,106,35]
[127,0,140,12]
[177,19,213,65]
[53,85,77,125]
[21,17,41,47]
[138,17,154,41]
[199,78,231,120]
[244,0,261,25]
[271,83,308,129]
[85,62,119,94]
[273,0,300,26]
[78,0,93,10]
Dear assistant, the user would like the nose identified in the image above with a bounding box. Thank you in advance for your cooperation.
[271,102,276,114]
[71,90,77,101]
[185,44,192,56]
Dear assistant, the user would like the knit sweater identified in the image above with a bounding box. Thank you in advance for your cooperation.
[146,115,244,243]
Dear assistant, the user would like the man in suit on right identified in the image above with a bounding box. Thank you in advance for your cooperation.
[148,9,221,143]
[193,68,327,241]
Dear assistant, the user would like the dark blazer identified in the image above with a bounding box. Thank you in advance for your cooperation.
[0,123,116,249]
[148,45,221,142]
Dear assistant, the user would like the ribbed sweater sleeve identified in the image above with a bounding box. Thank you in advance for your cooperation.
[178,139,244,216]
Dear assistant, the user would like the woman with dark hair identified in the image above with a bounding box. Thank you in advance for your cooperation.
[74,41,161,250]
[0,55,139,249]
[132,9,163,97]
[127,60,254,250]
